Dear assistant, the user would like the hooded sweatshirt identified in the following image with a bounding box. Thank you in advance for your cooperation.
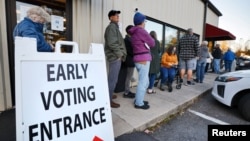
[128,26,155,62]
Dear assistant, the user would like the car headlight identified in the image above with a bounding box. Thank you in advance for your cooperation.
[215,76,242,82]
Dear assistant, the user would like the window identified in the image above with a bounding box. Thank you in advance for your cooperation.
[145,20,163,53]
[16,1,68,51]
[164,26,178,49]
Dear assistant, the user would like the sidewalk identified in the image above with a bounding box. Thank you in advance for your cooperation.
[0,73,218,140]
[112,72,218,138]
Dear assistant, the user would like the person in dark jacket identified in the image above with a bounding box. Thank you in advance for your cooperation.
[212,44,222,74]
[104,10,127,108]
[13,6,54,52]
[122,25,136,98]
[147,31,161,94]
[223,47,235,72]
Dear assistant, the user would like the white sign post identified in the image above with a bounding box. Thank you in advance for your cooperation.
[15,37,114,141]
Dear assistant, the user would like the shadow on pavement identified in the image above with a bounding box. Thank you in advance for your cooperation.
[115,131,159,141]
[0,108,15,141]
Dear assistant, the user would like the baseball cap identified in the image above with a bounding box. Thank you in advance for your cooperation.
[108,10,121,18]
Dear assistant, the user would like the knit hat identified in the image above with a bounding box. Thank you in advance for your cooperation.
[133,12,146,25]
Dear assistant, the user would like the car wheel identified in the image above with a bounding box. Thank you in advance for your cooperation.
[238,94,250,121]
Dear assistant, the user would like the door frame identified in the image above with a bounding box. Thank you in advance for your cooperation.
[5,0,72,106]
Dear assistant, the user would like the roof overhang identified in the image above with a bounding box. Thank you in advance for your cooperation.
[205,23,236,41]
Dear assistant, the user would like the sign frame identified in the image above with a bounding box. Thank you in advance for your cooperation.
[15,37,114,141]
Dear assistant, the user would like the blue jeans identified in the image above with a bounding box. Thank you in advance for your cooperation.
[213,59,221,74]
[107,59,121,100]
[160,67,176,85]
[135,61,150,106]
[224,60,233,72]
[196,60,206,82]
[148,73,157,89]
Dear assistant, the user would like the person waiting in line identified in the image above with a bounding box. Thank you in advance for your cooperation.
[194,41,209,83]
[122,25,136,98]
[223,47,235,72]
[147,31,161,94]
[212,44,222,74]
[104,10,127,108]
[178,28,199,85]
[159,45,178,92]
[128,12,155,110]
[13,6,55,52]
[205,51,213,73]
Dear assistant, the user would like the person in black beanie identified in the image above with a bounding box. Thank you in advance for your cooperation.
[122,25,136,98]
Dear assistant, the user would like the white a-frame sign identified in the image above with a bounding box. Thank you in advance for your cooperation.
[15,37,114,141]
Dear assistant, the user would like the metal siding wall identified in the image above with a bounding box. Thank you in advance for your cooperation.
[91,0,105,44]
[72,0,116,52]
[206,8,219,26]
[0,0,220,111]
[0,0,12,110]
[72,0,91,53]
[73,0,214,52]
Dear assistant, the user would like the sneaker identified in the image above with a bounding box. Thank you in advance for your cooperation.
[159,84,165,91]
[143,101,149,105]
[168,85,173,92]
[193,78,199,83]
[128,91,136,95]
[180,79,183,83]
[134,100,149,105]
[110,101,120,108]
[134,104,150,110]
[187,81,195,85]
[123,92,135,98]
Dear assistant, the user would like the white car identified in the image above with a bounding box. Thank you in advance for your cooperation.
[211,70,250,121]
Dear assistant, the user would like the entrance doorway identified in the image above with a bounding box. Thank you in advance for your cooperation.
[5,0,72,106]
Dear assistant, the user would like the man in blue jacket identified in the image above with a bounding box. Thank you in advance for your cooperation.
[223,47,235,72]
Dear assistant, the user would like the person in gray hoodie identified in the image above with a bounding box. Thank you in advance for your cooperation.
[194,41,209,83]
